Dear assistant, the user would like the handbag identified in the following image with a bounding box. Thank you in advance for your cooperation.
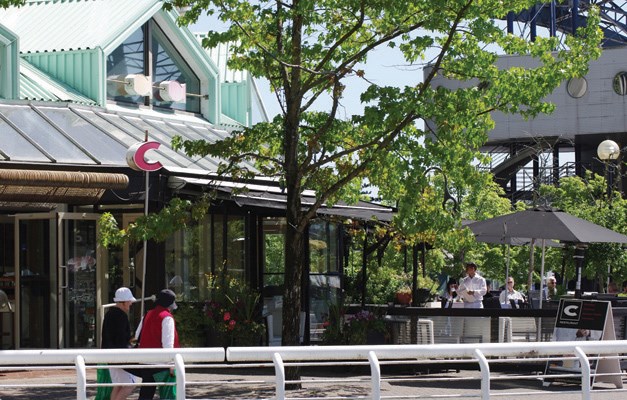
[153,369,176,400]
[94,368,112,400]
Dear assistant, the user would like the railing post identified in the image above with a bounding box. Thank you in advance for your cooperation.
[368,351,381,400]
[272,352,286,400]
[574,346,591,400]
[174,353,185,400]
[75,355,87,400]
[474,349,490,400]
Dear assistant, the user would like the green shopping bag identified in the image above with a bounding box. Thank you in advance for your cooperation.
[153,369,176,400]
[94,368,112,400]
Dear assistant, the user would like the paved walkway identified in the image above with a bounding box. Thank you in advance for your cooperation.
[0,367,622,399]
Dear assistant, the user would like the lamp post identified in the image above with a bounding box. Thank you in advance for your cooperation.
[596,139,619,294]
[597,139,620,206]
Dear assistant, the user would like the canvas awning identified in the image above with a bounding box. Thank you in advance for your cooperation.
[0,168,129,208]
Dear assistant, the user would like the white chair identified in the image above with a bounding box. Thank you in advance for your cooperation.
[266,311,307,346]
[266,314,282,346]
[417,319,434,344]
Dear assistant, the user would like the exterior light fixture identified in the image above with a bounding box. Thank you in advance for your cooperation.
[597,139,621,206]
[597,139,620,161]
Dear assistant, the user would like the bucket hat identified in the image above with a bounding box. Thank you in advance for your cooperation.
[113,287,136,302]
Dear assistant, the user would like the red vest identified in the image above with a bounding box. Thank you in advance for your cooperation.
[139,305,180,348]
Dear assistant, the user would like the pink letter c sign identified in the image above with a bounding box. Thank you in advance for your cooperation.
[126,141,163,172]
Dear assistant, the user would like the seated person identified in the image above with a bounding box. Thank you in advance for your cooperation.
[499,277,525,307]
[482,280,501,309]
[440,278,458,308]
[543,276,558,300]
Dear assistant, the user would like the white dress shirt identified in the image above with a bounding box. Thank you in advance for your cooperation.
[457,274,487,308]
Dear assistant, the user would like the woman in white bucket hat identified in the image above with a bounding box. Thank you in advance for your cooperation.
[101,287,137,399]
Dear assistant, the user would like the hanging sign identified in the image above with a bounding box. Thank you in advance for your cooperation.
[126,141,163,172]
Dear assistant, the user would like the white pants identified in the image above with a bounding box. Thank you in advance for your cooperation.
[109,367,136,384]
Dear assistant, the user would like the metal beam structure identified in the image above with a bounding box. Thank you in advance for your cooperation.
[507,1,627,48]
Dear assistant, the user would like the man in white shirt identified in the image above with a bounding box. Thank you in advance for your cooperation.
[457,263,487,309]
[499,277,525,306]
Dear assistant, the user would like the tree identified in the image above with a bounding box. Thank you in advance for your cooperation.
[0,0,24,8]
[156,0,602,347]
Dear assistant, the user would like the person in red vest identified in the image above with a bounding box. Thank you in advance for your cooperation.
[131,289,180,400]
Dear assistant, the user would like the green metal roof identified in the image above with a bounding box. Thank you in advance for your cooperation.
[19,59,96,104]
[0,0,163,54]
[194,37,256,125]
[0,24,19,99]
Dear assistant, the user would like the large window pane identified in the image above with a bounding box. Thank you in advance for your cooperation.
[152,23,200,113]
[226,215,245,281]
[106,26,145,104]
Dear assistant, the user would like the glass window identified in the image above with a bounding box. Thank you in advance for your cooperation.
[309,220,339,273]
[165,221,206,301]
[106,21,201,113]
[225,215,245,281]
[262,217,286,292]
[613,72,627,96]
[106,26,145,104]
[151,23,200,113]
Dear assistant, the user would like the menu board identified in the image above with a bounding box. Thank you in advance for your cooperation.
[544,299,622,389]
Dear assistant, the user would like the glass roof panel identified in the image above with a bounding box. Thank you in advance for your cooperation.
[98,113,188,168]
[0,110,50,162]
[142,119,217,170]
[1,104,94,164]
[37,106,128,165]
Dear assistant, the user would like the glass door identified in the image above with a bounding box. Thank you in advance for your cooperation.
[59,213,99,348]
[15,213,56,348]
[15,212,100,349]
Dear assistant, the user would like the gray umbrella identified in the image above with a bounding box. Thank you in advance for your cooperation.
[467,207,627,244]
[467,206,627,303]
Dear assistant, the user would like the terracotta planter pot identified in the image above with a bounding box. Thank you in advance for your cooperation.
[395,292,412,305]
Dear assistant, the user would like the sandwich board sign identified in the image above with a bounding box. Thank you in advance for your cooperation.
[544,299,622,389]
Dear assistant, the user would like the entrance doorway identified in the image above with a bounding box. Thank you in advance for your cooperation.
[13,212,100,349]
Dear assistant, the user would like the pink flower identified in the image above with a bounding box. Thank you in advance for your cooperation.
[223,312,231,321]
[228,320,236,330]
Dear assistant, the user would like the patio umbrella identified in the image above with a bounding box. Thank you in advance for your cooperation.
[467,206,627,303]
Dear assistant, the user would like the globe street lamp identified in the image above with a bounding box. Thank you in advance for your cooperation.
[597,139,620,205]
[596,139,620,294]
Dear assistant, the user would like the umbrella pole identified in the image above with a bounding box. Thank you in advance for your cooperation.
[527,239,535,294]
[536,239,546,342]
[539,240,546,309]
[505,244,510,286]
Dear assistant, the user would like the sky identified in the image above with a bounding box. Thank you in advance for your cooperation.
[189,16,432,122]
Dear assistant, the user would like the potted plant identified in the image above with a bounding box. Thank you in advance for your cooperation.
[204,274,265,347]
[395,286,412,305]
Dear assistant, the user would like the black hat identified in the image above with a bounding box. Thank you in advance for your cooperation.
[156,289,177,309]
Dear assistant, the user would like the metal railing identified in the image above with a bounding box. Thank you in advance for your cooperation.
[1,341,626,400]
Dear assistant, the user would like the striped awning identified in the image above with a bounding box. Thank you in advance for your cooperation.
[0,169,129,207]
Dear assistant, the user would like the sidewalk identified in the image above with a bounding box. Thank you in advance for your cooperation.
[0,367,620,399]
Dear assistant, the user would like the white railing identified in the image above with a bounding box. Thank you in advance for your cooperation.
[0,341,626,400]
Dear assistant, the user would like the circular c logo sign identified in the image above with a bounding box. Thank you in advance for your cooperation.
[126,141,163,172]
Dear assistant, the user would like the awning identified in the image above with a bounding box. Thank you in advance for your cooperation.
[167,174,394,222]
[0,169,129,208]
